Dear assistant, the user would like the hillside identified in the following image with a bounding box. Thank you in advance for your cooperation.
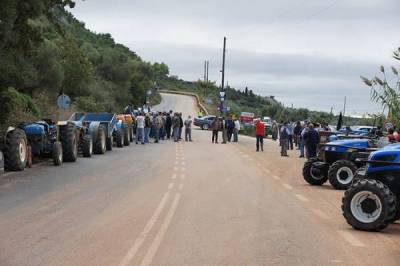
[0,1,167,131]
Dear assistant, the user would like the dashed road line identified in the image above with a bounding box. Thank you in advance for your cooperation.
[311,208,330,220]
[119,192,170,266]
[295,194,309,202]
[338,231,365,247]
[140,193,181,266]
[282,183,293,190]
[272,175,281,180]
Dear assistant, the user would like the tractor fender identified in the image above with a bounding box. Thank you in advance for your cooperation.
[88,122,101,142]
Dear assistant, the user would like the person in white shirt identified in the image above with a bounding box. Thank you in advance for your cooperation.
[135,113,145,144]
[234,118,241,142]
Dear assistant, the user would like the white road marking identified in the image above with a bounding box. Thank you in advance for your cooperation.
[295,194,309,202]
[171,174,177,179]
[119,193,170,266]
[140,193,181,266]
[180,174,185,180]
[311,208,330,220]
[282,183,293,190]
[179,184,184,190]
[168,183,174,189]
[338,231,365,247]
[272,175,281,180]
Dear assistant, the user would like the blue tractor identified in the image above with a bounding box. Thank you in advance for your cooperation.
[342,143,400,231]
[303,138,389,190]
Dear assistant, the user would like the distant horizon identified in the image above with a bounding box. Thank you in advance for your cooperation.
[69,0,397,116]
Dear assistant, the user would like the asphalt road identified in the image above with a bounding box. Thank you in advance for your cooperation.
[1,93,400,266]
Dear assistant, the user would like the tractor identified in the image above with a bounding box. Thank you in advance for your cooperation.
[76,113,123,153]
[342,143,400,231]
[303,138,389,190]
[116,114,134,146]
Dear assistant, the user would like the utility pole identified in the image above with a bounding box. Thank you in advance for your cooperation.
[220,37,227,115]
[343,96,347,117]
[206,60,209,83]
[204,60,207,83]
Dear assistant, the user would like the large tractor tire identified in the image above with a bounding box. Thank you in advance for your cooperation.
[303,158,328,186]
[342,179,396,232]
[106,135,113,151]
[123,127,130,146]
[60,123,78,162]
[328,160,357,190]
[94,125,107,154]
[4,129,28,171]
[116,129,124,148]
[82,135,93,158]
[52,141,63,166]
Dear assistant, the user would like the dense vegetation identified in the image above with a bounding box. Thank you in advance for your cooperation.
[0,0,168,132]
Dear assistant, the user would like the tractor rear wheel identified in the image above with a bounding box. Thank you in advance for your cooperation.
[4,129,28,171]
[60,123,78,162]
[82,135,93,158]
[328,160,357,190]
[106,135,113,151]
[342,179,396,231]
[52,141,63,166]
[94,125,107,154]
[303,158,328,186]
[116,129,124,148]
[123,127,130,146]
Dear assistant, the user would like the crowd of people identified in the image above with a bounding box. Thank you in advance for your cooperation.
[209,116,241,144]
[132,110,193,144]
[256,120,323,158]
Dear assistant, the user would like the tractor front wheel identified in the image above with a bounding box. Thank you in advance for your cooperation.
[116,129,124,148]
[52,141,63,166]
[60,124,78,162]
[82,135,93,158]
[4,129,28,171]
[328,160,357,190]
[303,158,328,186]
[342,179,396,231]
[94,125,107,154]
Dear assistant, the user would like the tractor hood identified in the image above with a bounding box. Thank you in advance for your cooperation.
[326,139,369,149]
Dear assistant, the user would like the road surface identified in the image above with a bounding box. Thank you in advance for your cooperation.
[1,93,400,266]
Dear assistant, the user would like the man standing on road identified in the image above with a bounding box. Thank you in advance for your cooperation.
[255,119,265,152]
[211,117,221,143]
[172,113,180,142]
[178,113,184,140]
[293,121,302,149]
[184,115,193,142]
[136,112,145,145]
[303,123,319,158]
[234,118,240,142]
[144,113,151,144]
[165,112,172,139]
[226,116,235,142]
[154,113,163,143]
[221,117,228,144]
[280,122,290,157]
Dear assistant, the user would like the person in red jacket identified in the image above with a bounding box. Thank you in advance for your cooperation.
[255,119,265,152]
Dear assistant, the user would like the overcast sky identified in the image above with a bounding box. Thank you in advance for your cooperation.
[69,0,399,115]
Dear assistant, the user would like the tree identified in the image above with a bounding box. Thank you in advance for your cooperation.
[361,48,400,125]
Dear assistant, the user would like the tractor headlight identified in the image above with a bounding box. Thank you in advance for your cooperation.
[325,146,336,152]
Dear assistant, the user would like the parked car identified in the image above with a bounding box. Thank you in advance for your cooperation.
[262,116,272,136]
[194,115,216,130]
